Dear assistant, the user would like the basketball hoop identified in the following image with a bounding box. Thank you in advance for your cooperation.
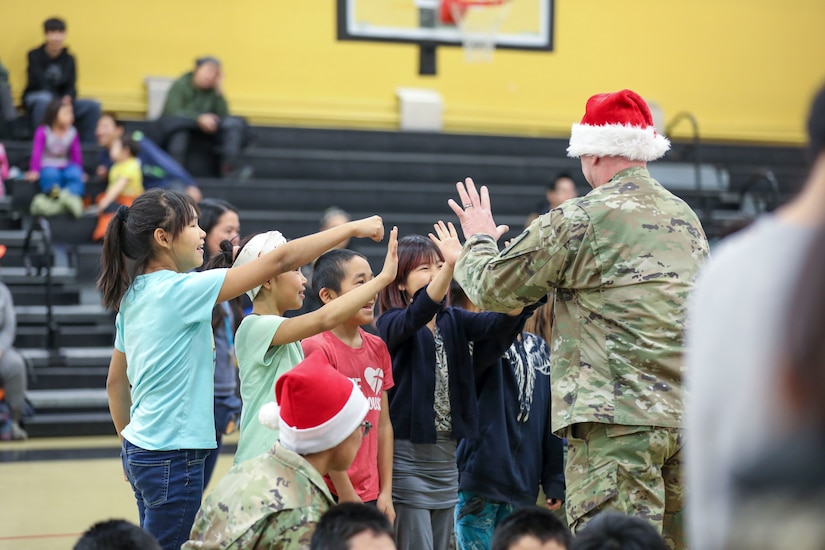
[440,0,512,62]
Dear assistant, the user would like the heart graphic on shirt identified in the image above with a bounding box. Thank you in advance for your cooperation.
[363,367,384,396]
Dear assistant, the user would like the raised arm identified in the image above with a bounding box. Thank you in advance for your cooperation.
[447,178,582,312]
[268,227,398,345]
[216,216,384,304]
[426,220,461,303]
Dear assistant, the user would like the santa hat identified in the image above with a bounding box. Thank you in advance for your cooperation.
[258,351,368,455]
[232,230,288,300]
[567,89,670,162]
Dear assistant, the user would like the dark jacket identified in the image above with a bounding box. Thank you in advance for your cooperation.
[457,332,565,506]
[162,72,229,120]
[24,45,77,98]
[377,287,530,444]
[98,131,197,189]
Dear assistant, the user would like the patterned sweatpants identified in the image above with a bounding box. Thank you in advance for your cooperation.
[563,423,685,550]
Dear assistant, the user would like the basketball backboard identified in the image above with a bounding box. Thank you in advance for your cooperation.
[337,0,554,73]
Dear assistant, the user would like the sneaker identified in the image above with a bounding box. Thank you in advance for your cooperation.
[59,190,84,218]
[11,421,27,441]
[223,164,254,182]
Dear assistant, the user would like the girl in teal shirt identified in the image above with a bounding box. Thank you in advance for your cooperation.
[100,188,387,550]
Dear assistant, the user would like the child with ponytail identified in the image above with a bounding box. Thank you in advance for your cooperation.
[100,188,386,550]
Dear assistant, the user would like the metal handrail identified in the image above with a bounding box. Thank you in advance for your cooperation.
[665,112,702,190]
[22,216,58,351]
[739,169,780,217]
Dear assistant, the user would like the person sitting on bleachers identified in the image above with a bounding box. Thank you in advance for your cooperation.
[0,245,29,441]
[25,97,84,218]
[155,56,251,179]
[95,113,201,202]
[23,17,100,144]
[0,58,19,135]
[91,135,144,241]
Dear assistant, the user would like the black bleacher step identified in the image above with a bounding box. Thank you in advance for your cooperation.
[9,286,81,306]
[20,347,112,368]
[0,228,31,247]
[230,126,571,158]
[24,388,113,438]
[15,304,113,325]
[27,388,108,410]
[241,147,578,183]
[1,266,76,285]
[35,214,98,246]
[198,178,550,214]
[28,366,108,391]
[15,324,114,348]
[24,412,115,438]
[0,217,20,230]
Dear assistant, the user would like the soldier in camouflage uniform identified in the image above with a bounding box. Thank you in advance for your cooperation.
[184,351,370,550]
[446,89,709,550]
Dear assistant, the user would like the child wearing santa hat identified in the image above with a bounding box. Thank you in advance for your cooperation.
[184,351,371,549]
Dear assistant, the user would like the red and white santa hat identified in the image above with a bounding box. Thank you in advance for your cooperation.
[567,89,670,162]
[258,351,368,455]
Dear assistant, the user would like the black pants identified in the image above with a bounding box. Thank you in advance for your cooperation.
[156,115,250,176]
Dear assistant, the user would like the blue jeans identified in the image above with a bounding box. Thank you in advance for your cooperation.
[38,164,85,196]
[203,393,242,487]
[121,439,210,550]
[454,490,519,550]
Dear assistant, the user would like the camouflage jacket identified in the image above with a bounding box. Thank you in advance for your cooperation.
[455,167,709,432]
[183,443,335,549]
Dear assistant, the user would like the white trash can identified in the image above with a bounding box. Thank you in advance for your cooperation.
[396,87,444,132]
[144,76,176,120]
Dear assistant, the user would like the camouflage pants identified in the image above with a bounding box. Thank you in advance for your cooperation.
[563,423,685,549]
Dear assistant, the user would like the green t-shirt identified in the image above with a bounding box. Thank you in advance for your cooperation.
[234,314,304,464]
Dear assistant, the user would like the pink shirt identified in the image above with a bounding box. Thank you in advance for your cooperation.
[302,329,394,502]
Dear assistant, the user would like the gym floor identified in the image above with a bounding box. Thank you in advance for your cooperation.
[0,433,239,550]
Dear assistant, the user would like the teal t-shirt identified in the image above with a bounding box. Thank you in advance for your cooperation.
[234,314,304,464]
[115,269,227,450]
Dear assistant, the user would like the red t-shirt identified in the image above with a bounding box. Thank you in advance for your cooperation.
[301,329,394,501]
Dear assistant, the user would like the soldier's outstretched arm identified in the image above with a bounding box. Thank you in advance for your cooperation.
[453,206,582,313]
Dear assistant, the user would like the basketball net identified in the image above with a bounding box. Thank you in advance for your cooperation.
[447,0,512,62]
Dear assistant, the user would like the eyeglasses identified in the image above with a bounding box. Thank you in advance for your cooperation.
[360,421,373,437]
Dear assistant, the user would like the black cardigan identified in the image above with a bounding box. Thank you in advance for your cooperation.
[377,287,531,444]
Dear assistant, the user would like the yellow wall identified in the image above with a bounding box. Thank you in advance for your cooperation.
[1,0,823,144]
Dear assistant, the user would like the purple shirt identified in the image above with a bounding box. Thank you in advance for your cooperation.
[29,125,82,172]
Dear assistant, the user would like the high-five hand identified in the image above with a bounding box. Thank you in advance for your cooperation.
[379,226,399,282]
[447,177,509,242]
[429,221,462,266]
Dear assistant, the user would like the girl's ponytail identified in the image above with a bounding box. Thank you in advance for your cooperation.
[98,206,131,311]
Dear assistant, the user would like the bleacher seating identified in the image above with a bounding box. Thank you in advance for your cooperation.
[0,124,807,437]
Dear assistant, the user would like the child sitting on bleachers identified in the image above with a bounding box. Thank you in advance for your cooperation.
[26,97,84,218]
[92,135,143,241]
